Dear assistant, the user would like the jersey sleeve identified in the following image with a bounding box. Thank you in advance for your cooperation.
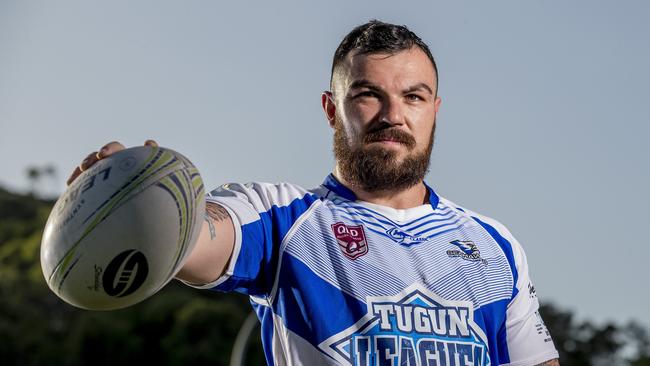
[181,182,319,297]
[497,224,560,365]
[458,202,560,365]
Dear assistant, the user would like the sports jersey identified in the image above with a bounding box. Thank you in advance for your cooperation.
[184,174,559,366]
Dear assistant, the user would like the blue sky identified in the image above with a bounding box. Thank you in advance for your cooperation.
[1,0,649,327]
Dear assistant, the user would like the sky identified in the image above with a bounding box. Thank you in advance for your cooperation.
[1,1,649,328]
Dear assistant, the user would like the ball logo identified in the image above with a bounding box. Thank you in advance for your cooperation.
[102,249,149,297]
[118,156,137,171]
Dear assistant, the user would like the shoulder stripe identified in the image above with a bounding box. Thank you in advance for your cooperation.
[470,216,519,300]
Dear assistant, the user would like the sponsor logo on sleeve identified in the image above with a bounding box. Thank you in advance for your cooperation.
[320,284,491,366]
[528,283,537,300]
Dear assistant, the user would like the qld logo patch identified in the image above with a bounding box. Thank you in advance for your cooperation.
[332,222,369,260]
[320,284,490,366]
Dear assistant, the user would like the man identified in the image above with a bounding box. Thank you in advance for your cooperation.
[70,20,559,366]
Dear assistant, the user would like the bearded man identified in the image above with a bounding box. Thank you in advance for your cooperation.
[69,20,560,366]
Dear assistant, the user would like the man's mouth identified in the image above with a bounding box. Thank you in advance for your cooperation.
[363,128,416,149]
[369,138,404,145]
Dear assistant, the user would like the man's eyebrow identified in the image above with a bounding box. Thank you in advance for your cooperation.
[348,80,434,96]
[348,79,380,91]
[404,83,434,95]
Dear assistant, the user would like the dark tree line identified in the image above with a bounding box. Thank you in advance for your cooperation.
[0,186,648,365]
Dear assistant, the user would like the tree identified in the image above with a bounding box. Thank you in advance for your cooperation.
[540,302,650,365]
[25,166,41,195]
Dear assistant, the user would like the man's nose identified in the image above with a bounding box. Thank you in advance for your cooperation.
[379,97,405,126]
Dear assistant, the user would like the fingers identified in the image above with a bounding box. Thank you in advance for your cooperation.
[67,141,125,186]
[97,141,126,159]
[66,140,157,186]
[66,166,83,186]
[66,151,98,186]
[80,151,100,171]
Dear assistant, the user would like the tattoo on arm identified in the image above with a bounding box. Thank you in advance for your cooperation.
[204,202,230,240]
[535,359,560,366]
[206,202,230,222]
[204,212,216,240]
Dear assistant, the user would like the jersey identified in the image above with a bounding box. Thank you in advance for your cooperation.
[183,174,559,366]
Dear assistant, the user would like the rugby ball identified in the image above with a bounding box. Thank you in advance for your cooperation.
[41,146,205,310]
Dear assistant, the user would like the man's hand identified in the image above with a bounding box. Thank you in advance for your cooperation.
[66,140,158,186]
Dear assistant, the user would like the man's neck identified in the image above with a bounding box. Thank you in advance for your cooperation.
[332,168,429,210]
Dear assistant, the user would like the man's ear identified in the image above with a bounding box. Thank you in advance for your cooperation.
[321,91,337,128]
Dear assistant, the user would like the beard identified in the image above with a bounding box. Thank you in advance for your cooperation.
[333,115,435,193]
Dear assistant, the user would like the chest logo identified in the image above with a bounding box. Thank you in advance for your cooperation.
[386,227,428,247]
[319,284,491,365]
[447,240,488,265]
[332,222,369,260]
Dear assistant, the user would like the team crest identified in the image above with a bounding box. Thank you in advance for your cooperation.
[331,222,368,260]
[320,284,491,365]
[447,240,488,265]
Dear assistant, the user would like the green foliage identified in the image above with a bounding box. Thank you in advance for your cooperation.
[0,187,263,366]
[0,186,53,244]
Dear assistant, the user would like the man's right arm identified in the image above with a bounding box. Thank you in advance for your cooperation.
[174,201,235,285]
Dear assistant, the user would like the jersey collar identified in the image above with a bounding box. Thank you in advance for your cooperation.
[322,173,440,208]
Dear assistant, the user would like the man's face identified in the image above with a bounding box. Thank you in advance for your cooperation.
[325,46,441,192]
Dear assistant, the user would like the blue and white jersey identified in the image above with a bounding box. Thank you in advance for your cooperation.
[185,175,559,366]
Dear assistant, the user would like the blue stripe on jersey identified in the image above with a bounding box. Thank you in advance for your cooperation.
[479,300,510,365]
[424,183,440,208]
[471,216,519,300]
[322,211,466,246]
[412,216,464,237]
[330,200,454,229]
[251,302,276,366]
[322,174,357,201]
[332,198,453,222]
[271,252,367,347]
[213,193,320,296]
[474,298,511,365]
[405,211,455,231]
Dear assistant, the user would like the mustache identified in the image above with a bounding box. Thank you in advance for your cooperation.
[363,127,416,149]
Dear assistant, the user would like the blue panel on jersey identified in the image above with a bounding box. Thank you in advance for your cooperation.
[423,181,440,208]
[213,193,320,296]
[251,302,276,366]
[322,174,357,201]
[471,216,519,299]
[475,298,511,365]
[272,252,367,346]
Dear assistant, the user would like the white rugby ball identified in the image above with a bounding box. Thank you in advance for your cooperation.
[41,146,205,310]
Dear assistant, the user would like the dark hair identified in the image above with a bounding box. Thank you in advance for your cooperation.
[330,20,438,91]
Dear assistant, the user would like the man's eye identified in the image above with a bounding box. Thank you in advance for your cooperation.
[406,94,424,102]
[355,91,378,99]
